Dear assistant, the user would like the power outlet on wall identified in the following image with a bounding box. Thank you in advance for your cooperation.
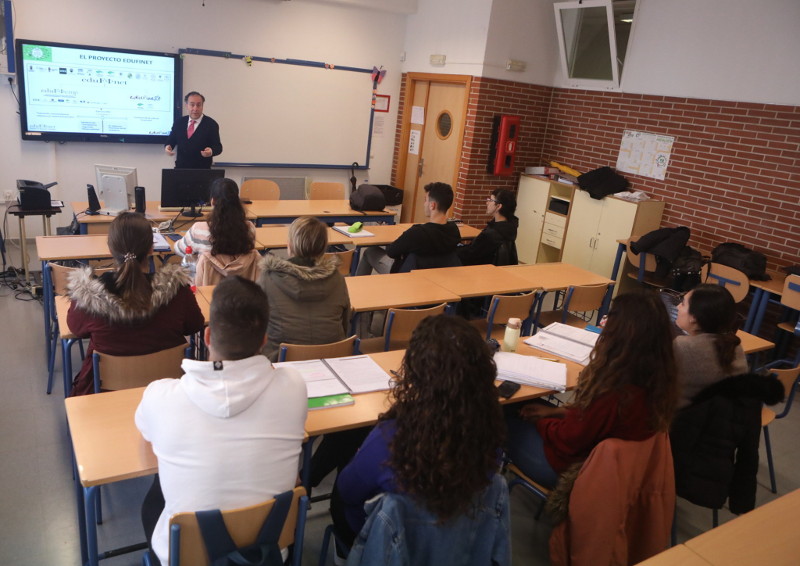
[3,190,14,203]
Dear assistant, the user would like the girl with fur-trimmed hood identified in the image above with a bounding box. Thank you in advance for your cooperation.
[257,216,350,362]
[67,212,204,396]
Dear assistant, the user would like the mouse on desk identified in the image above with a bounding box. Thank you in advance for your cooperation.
[240,198,253,204]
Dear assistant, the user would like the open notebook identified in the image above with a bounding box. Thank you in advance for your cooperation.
[274,355,393,409]
[494,352,567,392]
[523,322,599,365]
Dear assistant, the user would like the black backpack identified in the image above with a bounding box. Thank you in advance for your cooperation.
[349,184,386,211]
[711,243,770,281]
[670,246,709,292]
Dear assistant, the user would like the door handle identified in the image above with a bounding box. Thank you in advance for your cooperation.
[417,158,424,178]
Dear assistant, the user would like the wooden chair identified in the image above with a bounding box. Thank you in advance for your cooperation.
[144,487,308,566]
[308,181,345,200]
[702,262,750,303]
[471,292,536,340]
[624,238,668,288]
[358,303,447,353]
[241,179,280,201]
[324,249,355,276]
[92,343,187,393]
[761,363,800,493]
[277,335,358,363]
[534,283,611,331]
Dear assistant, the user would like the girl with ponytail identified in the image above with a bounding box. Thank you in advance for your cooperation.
[674,284,748,407]
[67,212,204,395]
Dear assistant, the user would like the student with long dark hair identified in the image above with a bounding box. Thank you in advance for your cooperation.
[176,177,255,257]
[506,290,678,487]
[67,212,204,395]
[674,284,747,407]
[332,315,506,550]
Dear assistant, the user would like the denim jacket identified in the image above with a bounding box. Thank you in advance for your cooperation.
[346,474,511,566]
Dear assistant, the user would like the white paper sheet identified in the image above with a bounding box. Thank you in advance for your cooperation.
[494,352,567,392]
[324,355,392,394]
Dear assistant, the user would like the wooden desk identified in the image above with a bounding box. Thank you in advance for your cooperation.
[37,234,113,261]
[345,272,461,312]
[747,271,789,334]
[684,488,800,565]
[71,201,229,235]
[412,264,536,298]
[500,262,613,291]
[635,544,710,565]
[65,344,580,565]
[736,329,774,355]
[244,199,395,226]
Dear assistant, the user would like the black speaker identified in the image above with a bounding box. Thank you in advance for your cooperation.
[86,184,101,215]
[134,186,146,213]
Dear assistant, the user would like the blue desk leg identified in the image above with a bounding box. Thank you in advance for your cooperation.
[349,312,361,336]
[84,485,101,566]
[743,288,763,333]
[351,247,362,277]
[610,243,626,283]
[599,283,615,321]
[751,289,773,336]
[63,338,77,397]
[42,261,53,383]
[72,441,89,565]
[301,436,316,497]
[531,291,546,334]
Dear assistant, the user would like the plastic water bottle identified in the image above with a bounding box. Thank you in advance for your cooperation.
[181,245,197,279]
[502,318,522,352]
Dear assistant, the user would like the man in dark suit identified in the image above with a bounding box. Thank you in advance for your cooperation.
[165,91,222,169]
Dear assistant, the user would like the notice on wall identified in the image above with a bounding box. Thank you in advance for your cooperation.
[616,130,675,181]
[408,129,421,155]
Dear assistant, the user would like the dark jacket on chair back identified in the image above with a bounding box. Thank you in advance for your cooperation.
[670,373,784,514]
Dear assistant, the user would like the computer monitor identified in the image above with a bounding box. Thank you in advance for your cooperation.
[160,169,225,217]
[95,164,137,216]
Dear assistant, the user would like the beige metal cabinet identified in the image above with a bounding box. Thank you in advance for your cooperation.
[515,175,550,264]
[561,189,665,279]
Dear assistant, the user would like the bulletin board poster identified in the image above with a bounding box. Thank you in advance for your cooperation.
[616,130,675,181]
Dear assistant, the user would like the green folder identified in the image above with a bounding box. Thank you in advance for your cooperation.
[308,393,355,410]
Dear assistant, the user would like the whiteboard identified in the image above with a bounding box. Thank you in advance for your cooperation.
[181,52,375,168]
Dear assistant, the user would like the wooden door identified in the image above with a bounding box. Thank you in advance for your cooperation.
[397,74,470,223]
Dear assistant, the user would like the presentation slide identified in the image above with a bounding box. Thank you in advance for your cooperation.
[19,42,177,138]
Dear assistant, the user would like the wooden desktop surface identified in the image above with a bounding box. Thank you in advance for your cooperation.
[345,272,461,312]
[635,544,711,566]
[36,233,180,261]
[736,329,774,354]
[684,488,800,565]
[244,199,389,219]
[412,264,536,298]
[749,271,787,296]
[65,344,581,488]
[501,262,613,291]
[252,223,481,250]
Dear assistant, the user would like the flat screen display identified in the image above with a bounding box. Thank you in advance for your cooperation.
[160,169,224,210]
[15,39,181,143]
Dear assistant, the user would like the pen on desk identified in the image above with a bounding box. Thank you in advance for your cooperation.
[535,356,559,362]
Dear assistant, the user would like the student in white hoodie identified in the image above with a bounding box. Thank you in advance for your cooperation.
[135,275,308,565]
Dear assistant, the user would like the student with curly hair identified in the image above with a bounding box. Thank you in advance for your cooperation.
[674,284,747,407]
[506,289,679,488]
[331,314,506,549]
[175,177,255,258]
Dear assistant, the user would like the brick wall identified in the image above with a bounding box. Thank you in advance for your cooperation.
[392,77,799,271]
[542,89,800,272]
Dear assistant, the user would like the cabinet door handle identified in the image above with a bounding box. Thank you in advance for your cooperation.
[589,237,595,249]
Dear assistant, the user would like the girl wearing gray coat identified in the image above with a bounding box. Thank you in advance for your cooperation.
[258,216,350,361]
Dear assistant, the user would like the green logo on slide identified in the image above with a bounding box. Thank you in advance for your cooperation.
[22,45,53,62]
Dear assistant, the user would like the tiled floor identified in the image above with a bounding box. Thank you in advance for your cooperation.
[1,261,798,565]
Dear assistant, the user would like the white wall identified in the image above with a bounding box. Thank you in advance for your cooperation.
[402,0,493,75]
[482,0,559,84]
[2,0,407,236]
[554,0,800,106]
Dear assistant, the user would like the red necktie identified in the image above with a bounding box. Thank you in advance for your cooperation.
[187,120,196,139]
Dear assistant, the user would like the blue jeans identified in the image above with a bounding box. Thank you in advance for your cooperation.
[506,415,559,489]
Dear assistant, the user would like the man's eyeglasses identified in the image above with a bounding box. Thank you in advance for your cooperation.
[486,197,499,204]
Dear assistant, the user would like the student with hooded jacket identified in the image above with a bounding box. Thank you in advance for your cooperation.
[257,216,350,362]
